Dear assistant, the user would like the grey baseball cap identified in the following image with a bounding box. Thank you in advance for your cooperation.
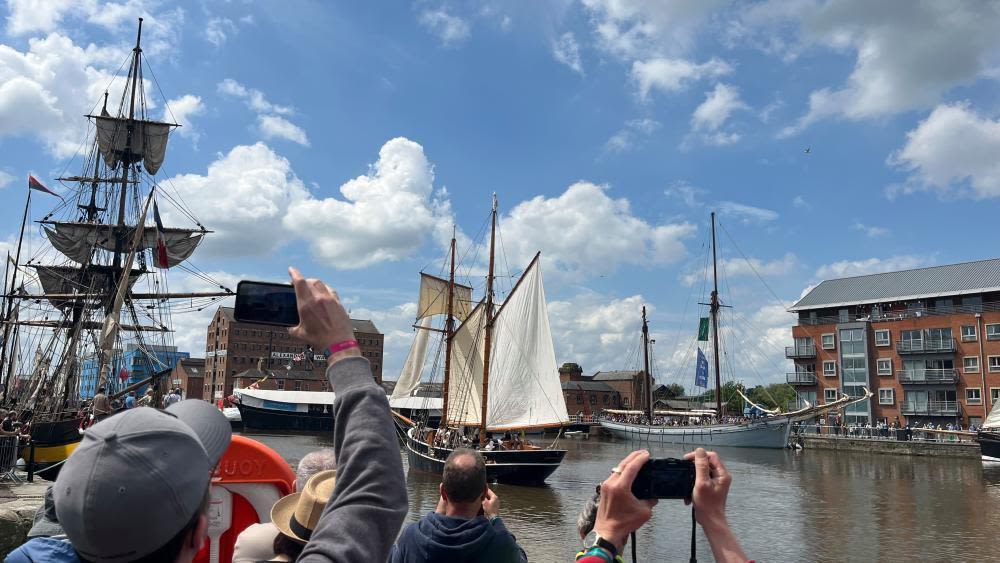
[54,400,232,562]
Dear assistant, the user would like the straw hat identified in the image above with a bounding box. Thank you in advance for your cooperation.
[271,469,337,544]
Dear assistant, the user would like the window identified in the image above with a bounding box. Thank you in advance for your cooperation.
[901,329,922,349]
[823,361,836,377]
[992,388,1000,406]
[987,324,1000,341]
[793,337,813,353]
[576,395,583,405]
[277,380,285,390]
[876,359,892,376]
[590,394,597,405]
[874,330,890,347]
[964,295,983,312]
[824,388,838,403]
[603,395,609,405]
[966,387,982,405]
[878,388,894,405]
[294,381,302,391]
[961,325,977,342]
[821,333,835,350]
[990,356,1000,373]
[964,356,980,373]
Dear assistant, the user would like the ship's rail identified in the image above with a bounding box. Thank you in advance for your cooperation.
[791,424,977,443]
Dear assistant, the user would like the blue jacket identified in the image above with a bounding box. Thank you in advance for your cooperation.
[389,512,527,563]
[5,537,79,562]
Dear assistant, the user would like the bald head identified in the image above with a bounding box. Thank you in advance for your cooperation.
[442,448,486,503]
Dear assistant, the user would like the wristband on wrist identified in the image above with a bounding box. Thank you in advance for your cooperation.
[323,339,358,358]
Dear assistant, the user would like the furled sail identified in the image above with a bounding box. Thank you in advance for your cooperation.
[392,317,432,399]
[447,302,487,425]
[418,273,473,321]
[32,265,143,309]
[93,116,173,175]
[43,222,202,268]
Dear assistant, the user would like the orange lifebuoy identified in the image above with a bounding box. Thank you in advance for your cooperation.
[193,435,295,563]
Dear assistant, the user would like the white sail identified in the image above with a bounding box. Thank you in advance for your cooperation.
[984,400,1000,429]
[418,273,473,321]
[43,222,202,268]
[485,259,569,430]
[94,116,173,175]
[447,302,487,425]
[392,317,432,399]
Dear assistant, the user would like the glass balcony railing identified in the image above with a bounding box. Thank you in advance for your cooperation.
[896,369,959,384]
[900,400,961,416]
[896,338,956,354]
[785,345,816,358]
[786,372,817,385]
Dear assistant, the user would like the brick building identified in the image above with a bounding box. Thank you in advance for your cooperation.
[170,358,205,400]
[232,368,328,393]
[788,258,1000,428]
[558,362,634,416]
[203,307,383,401]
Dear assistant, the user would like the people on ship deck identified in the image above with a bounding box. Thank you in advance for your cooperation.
[91,386,110,419]
[389,448,528,563]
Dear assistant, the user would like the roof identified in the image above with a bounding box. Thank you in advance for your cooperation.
[234,368,327,381]
[791,258,1000,312]
[217,306,381,334]
[592,370,641,381]
[561,381,618,393]
[177,358,205,377]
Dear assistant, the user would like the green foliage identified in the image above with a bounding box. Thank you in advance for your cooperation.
[746,384,797,411]
[662,383,685,399]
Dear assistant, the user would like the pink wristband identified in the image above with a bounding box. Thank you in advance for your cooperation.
[324,339,358,358]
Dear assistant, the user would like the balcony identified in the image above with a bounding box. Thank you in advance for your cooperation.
[896,369,959,385]
[786,372,817,385]
[895,338,956,354]
[785,345,816,359]
[787,399,810,412]
[900,400,961,416]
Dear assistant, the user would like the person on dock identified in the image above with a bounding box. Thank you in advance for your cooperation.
[576,448,751,563]
[6,399,232,563]
[388,448,528,563]
[137,388,154,407]
[233,448,337,562]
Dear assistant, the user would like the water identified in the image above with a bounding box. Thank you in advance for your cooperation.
[245,432,1000,561]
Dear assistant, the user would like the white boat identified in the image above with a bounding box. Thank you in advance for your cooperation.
[601,418,791,448]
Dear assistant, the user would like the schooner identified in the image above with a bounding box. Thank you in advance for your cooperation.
[0,19,232,478]
[392,197,570,485]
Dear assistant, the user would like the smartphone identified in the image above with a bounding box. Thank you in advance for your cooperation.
[630,458,695,500]
[234,281,299,327]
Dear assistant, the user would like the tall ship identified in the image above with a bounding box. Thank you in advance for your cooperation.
[0,19,231,479]
[979,398,1000,462]
[600,213,867,448]
[393,197,570,485]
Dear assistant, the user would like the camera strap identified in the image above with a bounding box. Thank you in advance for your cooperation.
[689,505,697,563]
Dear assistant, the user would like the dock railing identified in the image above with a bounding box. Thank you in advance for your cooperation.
[791,423,977,444]
[0,435,21,482]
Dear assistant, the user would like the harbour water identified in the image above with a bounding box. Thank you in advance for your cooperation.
[246,432,1000,561]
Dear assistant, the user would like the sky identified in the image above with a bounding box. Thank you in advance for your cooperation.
[1,0,1000,393]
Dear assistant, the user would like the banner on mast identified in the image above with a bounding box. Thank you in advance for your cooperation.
[697,317,709,341]
[695,347,709,388]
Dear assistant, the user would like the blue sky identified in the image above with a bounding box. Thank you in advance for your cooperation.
[2,1,1000,391]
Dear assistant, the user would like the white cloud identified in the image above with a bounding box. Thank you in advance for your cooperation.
[205,17,237,47]
[162,142,310,257]
[0,170,14,189]
[664,182,704,207]
[851,222,888,237]
[682,253,797,285]
[689,83,749,146]
[631,57,731,100]
[217,79,293,116]
[549,292,647,371]
[581,0,727,60]
[553,32,584,75]
[603,118,660,154]
[791,195,808,208]
[347,302,419,380]
[163,94,204,141]
[283,137,451,269]
[888,103,1000,199]
[258,115,310,147]
[814,255,933,280]
[496,182,696,281]
[717,201,778,223]
[766,0,1000,135]
[418,9,470,46]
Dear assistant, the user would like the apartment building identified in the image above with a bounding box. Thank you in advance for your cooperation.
[788,258,1000,428]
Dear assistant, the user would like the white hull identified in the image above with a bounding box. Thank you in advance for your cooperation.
[600,419,792,449]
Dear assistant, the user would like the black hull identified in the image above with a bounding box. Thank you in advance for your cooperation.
[236,402,332,432]
[31,416,84,446]
[980,431,1000,461]
[402,429,565,485]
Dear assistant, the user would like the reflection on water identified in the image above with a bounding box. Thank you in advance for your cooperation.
[245,430,1000,561]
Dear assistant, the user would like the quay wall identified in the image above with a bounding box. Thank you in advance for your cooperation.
[0,482,48,556]
[800,435,979,458]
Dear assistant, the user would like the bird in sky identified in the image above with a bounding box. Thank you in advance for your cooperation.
[804,147,811,154]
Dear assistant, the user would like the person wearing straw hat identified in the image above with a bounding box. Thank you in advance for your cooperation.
[267,470,337,561]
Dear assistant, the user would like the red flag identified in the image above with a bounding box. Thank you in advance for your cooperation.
[28,175,61,198]
[118,367,129,382]
[152,201,169,268]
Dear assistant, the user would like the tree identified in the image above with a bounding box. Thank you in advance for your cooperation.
[701,381,746,413]
[747,384,797,412]
[663,383,685,399]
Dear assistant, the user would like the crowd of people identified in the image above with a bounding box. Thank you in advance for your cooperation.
[602,412,760,426]
[5,267,752,563]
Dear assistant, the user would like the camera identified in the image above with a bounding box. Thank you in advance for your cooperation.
[630,458,695,500]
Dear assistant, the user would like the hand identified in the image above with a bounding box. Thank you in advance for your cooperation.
[287,267,357,357]
[684,448,731,531]
[483,488,500,518]
[593,450,657,553]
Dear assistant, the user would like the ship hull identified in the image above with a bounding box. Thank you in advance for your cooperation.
[402,428,564,485]
[979,431,1000,462]
[23,416,86,480]
[600,419,792,449]
[235,402,332,432]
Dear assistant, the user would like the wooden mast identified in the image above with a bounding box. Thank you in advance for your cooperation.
[0,190,30,402]
[112,18,143,275]
[710,212,723,415]
[479,195,498,445]
[642,306,652,423]
[440,229,457,430]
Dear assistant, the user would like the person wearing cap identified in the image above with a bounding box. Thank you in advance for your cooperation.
[6,399,232,563]
[285,267,408,562]
[267,469,337,561]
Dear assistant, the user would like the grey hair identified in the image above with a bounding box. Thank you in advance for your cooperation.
[576,489,601,539]
[296,448,336,491]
